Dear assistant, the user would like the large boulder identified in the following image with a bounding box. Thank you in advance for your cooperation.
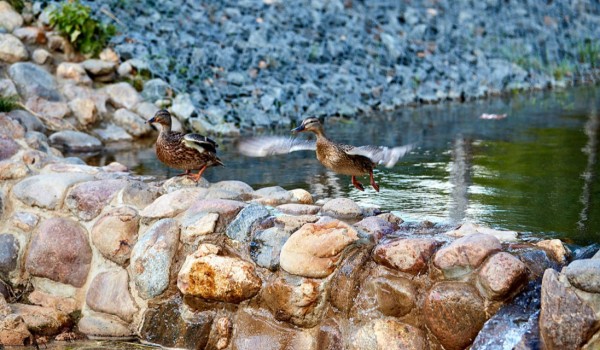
[91,206,140,266]
[433,233,501,278]
[86,269,138,322]
[105,82,141,109]
[12,173,94,209]
[112,108,152,137]
[65,179,127,220]
[8,62,61,101]
[0,1,23,32]
[140,187,207,219]
[0,34,28,63]
[477,252,528,300]
[373,238,439,274]
[78,312,134,338]
[563,259,600,293]
[250,226,291,270]
[225,204,270,243]
[320,198,363,219]
[25,217,92,287]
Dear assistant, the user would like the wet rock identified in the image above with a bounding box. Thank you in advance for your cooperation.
[68,97,98,126]
[140,187,207,219]
[49,130,102,152]
[536,239,571,264]
[142,78,172,102]
[28,290,77,314]
[280,219,359,278]
[131,218,180,299]
[230,307,314,350]
[183,199,246,233]
[564,259,600,294]
[354,216,398,241]
[32,48,51,64]
[94,124,133,142]
[225,204,270,243]
[171,93,195,121]
[12,173,93,209]
[0,1,23,32]
[177,244,261,303]
[0,77,17,96]
[0,233,18,275]
[8,62,60,101]
[252,186,293,206]
[91,206,139,266]
[65,179,127,220]
[250,226,290,270]
[364,274,418,317]
[112,108,152,137]
[121,181,161,208]
[540,269,597,350]
[0,313,32,346]
[477,252,528,300]
[289,188,313,204]
[56,62,92,85]
[139,295,213,349]
[86,269,138,322]
[373,238,439,274]
[13,27,45,45]
[81,59,116,76]
[0,137,19,160]
[180,212,219,244]
[78,313,134,337]
[10,303,70,336]
[321,198,363,219]
[515,248,561,279]
[11,211,39,231]
[26,217,92,287]
[329,248,370,313]
[0,34,28,62]
[262,274,327,328]
[424,282,487,350]
[277,203,321,216]
[445,221,519,242]
[434,233,502,278]
[274,215,320,233]
[8,109,45,133]
[350,318,428,350]
[105,82,142,109]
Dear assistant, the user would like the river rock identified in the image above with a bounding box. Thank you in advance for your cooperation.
[9,109,45,133]
[250,226,290,270]
[61,82,109,116]
[183,199,246,233]
[252,186,293,206]
[105,82,141,109]
[56,62,92,85]
[0,137,19,160]
[8,62,60,101]
[210,180,254,199]
[177,244,261,303]
[81,59,116,76]
[329,248,370,313]
[354,216,397,241]
[49,130,102,152]
[142,78,172,102]
[349,318,428,350]
[27,290,77,314]
[0,77,17,96]
[180,212,219,244]
[25,217,92,287]
[477,252,528,300]
[91,206,139,266]
[26,96,70,120]
[364,274,417,318]
[94,124,133,142]
[424,282,487,350]
[65,179,127,220]
[140,187,207,219]
[0,34,28,63]
[139,295,214,349]
[131,218,180,299]
[78,313,134,337]
[0,1,23,32]
[434,233,502,278]
[445,221,519,242]
[133,101,161,123]
[262,274,327,328]
[112,108,152,137]
[68,97,98,126]
[564,259,600,294]
[0,313,32,346]
[121,181,161,208]
[12,27,45,45]
[373,238,439,274]
[12,172,93,209]
[86,269,138,322]
[171,93,195,121]
[289,188,313,204]
[32,48,51,64]
[280,219,359,278]
[11,211,38,231]
[274,214,320,233]
[540,269,597,350]
[0,159,27,180]
[321,198,363,219]
[536,239,571,264]
[10,303,70,335]
[276,203,321,216]
[225,204,270,243]
[0,233,18,275]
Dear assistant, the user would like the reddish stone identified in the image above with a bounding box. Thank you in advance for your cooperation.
[373,238,439,274]
[65,179,127,220]
[434,233,501,278]
[478,252,528,299]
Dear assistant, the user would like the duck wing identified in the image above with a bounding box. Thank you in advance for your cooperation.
[182,133,218,154]
[346,144,413,168]
[237,136,316,157]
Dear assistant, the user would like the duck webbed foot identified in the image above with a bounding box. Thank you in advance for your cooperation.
[351,176,365,191]
[189,165,208,182]
[369,170,380,192]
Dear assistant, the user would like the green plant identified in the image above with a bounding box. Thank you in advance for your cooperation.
[577,39,600,68]
[48,1,116,57]
[552,60,573,81]
[0,96,21,112]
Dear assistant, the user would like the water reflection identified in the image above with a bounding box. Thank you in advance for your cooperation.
[83,86,600,245]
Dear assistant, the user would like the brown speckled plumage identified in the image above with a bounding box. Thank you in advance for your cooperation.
[148,110,223,181]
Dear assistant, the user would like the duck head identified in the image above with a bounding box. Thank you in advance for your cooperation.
[292,117,324,136]
[147,109,172,132]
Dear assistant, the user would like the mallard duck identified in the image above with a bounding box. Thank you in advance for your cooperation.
[238,117,412,192]
[147,109,223,182]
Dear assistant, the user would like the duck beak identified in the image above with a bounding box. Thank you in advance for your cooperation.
[146,117,155,124]
[291,125,305,133]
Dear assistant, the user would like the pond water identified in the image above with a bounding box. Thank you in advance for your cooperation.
[85,86,600,245]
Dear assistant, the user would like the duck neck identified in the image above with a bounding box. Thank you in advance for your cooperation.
[159,122,172,134]
[312,126,326,140]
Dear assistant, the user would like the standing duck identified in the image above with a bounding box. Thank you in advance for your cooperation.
[238,117,412,192]
[147,109,223,182]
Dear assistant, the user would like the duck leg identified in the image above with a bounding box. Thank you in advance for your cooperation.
[189,164,208,182]
[351,176,365,191]
[176,170,191,177]
[369,170,380,192]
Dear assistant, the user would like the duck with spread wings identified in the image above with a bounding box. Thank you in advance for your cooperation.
[237,117,412,192]
[147,109,224,182]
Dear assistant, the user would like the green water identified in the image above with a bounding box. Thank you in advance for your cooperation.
[86,86,600,245]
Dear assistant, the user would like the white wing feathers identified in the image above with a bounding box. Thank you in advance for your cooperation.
[237,136,316,157]
[345,144,413,168]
